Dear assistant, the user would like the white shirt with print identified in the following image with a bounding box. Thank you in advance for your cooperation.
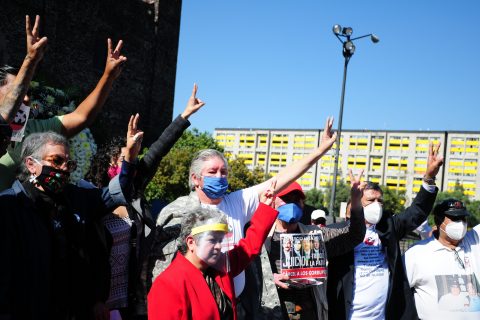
[349,225,389,320]
[404,225,480,320]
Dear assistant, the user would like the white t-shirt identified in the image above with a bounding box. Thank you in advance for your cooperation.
[202,185,260,297]
[349,225,389,320]
[404,225,480,320]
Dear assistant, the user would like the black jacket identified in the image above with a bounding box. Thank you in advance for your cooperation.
[327,186,437,320]
[0,162,134,320]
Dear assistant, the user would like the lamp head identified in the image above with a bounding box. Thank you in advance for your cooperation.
[333,24,342,35]
[342,27,353,37]
[371,34,380,43]
[343,41,355,58]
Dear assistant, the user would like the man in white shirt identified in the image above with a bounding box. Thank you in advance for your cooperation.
[404,199,480,319]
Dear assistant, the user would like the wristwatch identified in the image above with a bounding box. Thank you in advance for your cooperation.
[423,175,436,185]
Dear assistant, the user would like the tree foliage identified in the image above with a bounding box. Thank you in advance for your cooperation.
[381,187,406,214]
[324,180,351,216]
[227,157,269,192]
[305,188,326,210]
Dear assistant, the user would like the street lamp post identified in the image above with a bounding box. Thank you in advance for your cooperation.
[328,25,379,221]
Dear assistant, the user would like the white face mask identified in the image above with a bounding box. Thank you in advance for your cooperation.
[364,201,383,225]
[443,220,467,241]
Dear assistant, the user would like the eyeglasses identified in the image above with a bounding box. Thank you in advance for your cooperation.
[33,155,77,172]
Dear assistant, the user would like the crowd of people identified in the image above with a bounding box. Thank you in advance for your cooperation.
[1,15,480,320]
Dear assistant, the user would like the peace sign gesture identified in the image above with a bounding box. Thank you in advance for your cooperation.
[104,38,127,79]
[124,113,144,163]
[348,169,366,201]
[319,117,337,152]
[25,15,48,62]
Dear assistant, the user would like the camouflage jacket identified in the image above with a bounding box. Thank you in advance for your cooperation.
[260,206,366,320]
[151,192,201,281]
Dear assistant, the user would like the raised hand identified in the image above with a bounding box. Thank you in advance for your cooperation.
[348,169,366,202]
[425,142,444,180]
[348,169,365,189]
[181,83,206,120]
[25,15,48,62]
[260,179,277,207]
[319,116,337,152]
[104,38,127,79]
[125,113,144,162]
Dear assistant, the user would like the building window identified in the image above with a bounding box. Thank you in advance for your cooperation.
[371,135,384,151]
[349,135,369,151]
[271,134,289,149]
[369,156,383,172]
[257,134,268,148]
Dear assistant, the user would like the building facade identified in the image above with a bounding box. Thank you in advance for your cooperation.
[214,128,480,204]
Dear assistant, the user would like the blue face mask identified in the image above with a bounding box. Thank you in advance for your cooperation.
[202,176,229,199]
[277,203,303,224]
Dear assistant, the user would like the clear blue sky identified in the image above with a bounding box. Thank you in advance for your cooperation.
[172,1,480,134]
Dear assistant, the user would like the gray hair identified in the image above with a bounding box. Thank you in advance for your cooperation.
[177,206,228,255]
[188,149,228,190]
[0,65,16,86]
[18,131,68,181]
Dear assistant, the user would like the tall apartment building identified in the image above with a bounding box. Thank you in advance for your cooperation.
[214,128,480,204]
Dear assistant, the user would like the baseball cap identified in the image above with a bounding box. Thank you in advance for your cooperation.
[433,199,470,218]
[311,209,326,220]
[277,182,305,199]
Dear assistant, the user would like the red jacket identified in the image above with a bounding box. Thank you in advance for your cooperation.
[148,203,278,320]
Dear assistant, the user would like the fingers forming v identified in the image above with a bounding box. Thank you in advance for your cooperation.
[32,15,40,38]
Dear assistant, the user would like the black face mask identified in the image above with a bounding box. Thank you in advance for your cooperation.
[32,165,70,194]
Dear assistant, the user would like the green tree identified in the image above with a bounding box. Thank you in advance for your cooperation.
[305,188,325,209]
[227,157,269,192]
[324,180,351,216]
[144,129,223,202]
[381,186,406,213]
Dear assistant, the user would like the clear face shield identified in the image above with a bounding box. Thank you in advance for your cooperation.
[191,223,233,273]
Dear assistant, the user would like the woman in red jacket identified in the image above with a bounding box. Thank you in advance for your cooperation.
[148,182,278,320]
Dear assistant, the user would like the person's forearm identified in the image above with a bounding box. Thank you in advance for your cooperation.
[135,115,190,192]
[0,55,39,122]
[62,73,115,137]
[273,146,330,193]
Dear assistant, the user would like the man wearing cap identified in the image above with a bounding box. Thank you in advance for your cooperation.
[259,180,366,319]
[276,181,332,226]
[327,143,444,320]
[404,199,480,318]
[312,209,327,227]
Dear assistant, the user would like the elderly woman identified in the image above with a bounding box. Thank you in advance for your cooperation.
[148,182,278,320]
